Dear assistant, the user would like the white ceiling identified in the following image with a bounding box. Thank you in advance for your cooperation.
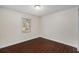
[0,5,77,16]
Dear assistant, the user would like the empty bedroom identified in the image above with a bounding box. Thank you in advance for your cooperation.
[0,5,79,53]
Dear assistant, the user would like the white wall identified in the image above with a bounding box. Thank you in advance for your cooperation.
[0,7,40,48]
[41,7,78,49]
[78,8,79,51]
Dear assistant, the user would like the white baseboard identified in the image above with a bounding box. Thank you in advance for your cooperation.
[0,33,39,49]
[40,33,78,49]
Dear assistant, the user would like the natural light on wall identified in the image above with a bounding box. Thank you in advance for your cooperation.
[21,17,31,33]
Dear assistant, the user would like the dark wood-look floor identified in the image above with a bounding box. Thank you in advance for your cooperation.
[0,37,77,53]
[77,51,79,53]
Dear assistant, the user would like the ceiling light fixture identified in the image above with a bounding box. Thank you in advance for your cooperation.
[34,5,41,9]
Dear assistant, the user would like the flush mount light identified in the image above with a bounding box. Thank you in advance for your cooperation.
[34,5,41,9]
